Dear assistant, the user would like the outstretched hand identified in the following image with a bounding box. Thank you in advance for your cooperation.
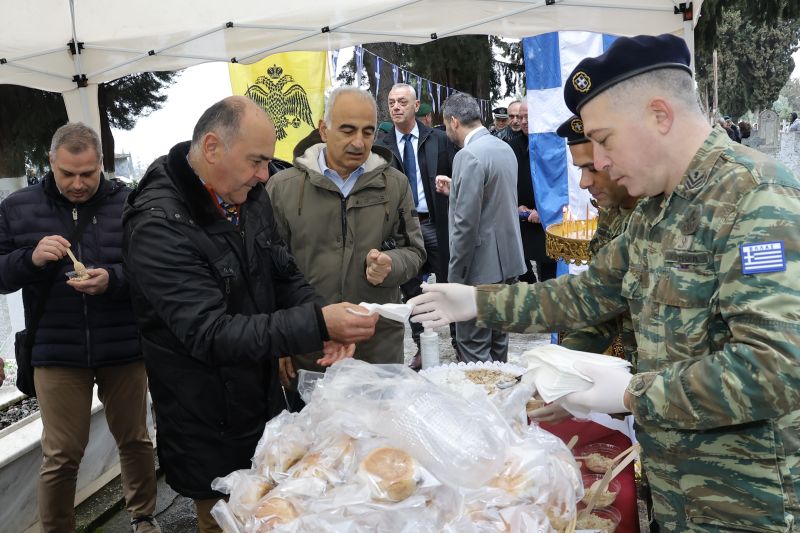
[322,302,379,344]
[408,283,477,328]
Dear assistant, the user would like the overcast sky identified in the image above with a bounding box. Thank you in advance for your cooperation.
[112,46,800,176]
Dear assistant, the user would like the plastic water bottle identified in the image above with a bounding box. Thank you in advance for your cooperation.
[420,328,439,369]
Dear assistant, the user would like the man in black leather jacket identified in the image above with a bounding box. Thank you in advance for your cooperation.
[122,96,378,531]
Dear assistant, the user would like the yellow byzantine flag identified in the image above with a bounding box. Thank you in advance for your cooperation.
[229,51,329,163]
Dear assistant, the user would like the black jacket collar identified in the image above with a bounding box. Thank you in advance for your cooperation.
[162,141,224,227]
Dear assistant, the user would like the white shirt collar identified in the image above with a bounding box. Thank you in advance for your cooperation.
[464,126,486,146]
[394,122,419,144]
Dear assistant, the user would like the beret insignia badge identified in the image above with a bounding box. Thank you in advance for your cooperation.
[572,71,592,93]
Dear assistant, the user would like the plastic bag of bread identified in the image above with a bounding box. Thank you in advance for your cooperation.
[251,411,312,484]
[210,499,244,533]
[301,360,509,488]
[357,446,419,502]
[211,469,273,521]
[247,495,302,532]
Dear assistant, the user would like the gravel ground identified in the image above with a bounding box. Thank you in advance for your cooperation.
[0,396,39,431]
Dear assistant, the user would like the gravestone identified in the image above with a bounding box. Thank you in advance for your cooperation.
[756,110,779,154]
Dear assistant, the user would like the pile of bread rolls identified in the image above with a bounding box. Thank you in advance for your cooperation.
[210,360,582,532]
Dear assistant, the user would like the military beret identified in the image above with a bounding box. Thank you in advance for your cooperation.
[492,107,508,118]
[416,103,433,116]
[564,33,692,114]
[722,115,731,121]
[378,121,393,133]
[556,115,589,145]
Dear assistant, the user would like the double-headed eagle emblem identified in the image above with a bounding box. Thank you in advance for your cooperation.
[246,64,314,140]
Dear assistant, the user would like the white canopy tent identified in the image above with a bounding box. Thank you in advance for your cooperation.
[0,0,702,133]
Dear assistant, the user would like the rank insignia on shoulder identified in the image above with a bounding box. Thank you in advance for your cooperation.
[740,241,786,275]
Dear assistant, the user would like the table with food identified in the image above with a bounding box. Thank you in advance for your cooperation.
[206,339,641,532]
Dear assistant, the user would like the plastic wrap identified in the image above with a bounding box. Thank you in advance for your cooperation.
[214,359,581,531]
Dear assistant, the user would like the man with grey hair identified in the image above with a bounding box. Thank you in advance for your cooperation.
[123,95,379,531]
[0,122,160,532]
[441,92,526,363]
[375,82,456,369]
[267,87,424,385]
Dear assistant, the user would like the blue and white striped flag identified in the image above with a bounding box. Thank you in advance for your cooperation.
[523,31,617,276]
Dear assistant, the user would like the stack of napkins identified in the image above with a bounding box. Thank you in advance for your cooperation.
[522,344,631,417]
[346,302,413,323]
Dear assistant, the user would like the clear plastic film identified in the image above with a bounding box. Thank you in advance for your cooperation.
[212,359,581,531]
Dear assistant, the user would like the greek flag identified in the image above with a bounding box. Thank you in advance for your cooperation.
[741,241,786,274]
[523,31,617,276]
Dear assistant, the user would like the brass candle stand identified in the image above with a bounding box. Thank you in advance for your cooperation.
[545,218,597,265]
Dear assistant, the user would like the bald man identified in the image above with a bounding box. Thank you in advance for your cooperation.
[123,96,379,531]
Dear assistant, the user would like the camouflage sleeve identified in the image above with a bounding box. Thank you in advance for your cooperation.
[630,183,800,430]
[476,235,629,333]
[560,322,616,354]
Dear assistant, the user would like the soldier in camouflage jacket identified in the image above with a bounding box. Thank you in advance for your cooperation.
[557,116,640,366]
[412,35,800,531]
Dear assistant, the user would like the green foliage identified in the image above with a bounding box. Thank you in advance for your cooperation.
[339,36,522,123]
[779,77,800,114]
[0,71,177,177]
[695,4,800,118]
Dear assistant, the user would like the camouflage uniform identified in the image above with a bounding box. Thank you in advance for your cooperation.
[476,127,800,531]
[561,206,638,366]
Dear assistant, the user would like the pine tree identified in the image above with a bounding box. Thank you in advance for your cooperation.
[0,71,177,177]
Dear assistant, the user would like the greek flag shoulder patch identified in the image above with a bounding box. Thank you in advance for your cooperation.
[740,241,786,275]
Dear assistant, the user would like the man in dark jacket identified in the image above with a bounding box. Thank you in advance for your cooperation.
[0,123,159,532]
[122,96,378,531]
[508,100,556,282]
[375,83,457,368]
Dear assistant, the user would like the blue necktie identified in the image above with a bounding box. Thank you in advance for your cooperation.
[402,133,418,206]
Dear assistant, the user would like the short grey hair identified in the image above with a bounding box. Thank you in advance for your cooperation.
[389,83,417,100]
[50,123,102,164]
[442,92,482,126]
[603,68,701,114]
[190,97,247,153]
[323,87,377,128]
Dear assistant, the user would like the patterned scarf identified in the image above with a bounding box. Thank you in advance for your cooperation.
[203,184,240,227]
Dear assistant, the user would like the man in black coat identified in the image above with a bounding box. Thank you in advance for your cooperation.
[375,83,457,368]
[122,96,378,531]
[508,100,556,282]
[0,123,159,532]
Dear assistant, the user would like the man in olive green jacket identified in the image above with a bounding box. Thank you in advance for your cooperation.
[267,88,425,381]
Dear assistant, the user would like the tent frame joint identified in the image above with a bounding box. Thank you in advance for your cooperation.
[674,2,693,21]
[68,40,84,56]
[72,74,88,88]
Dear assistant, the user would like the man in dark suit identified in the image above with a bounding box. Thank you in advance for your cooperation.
[375,83,457,369]
[509,100,556,282]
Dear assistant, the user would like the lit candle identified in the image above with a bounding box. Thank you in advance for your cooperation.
[585,204,589,239]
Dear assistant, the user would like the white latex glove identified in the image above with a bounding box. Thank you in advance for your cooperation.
[556,361,633,415]
[408,283,477,328]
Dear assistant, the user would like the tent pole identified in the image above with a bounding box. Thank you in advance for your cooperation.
[62,85,101,137]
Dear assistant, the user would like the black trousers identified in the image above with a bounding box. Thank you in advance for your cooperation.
[400,217,456,348]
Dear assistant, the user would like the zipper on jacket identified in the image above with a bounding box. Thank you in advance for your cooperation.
[340,197,347,248]
[73,206,93,367]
